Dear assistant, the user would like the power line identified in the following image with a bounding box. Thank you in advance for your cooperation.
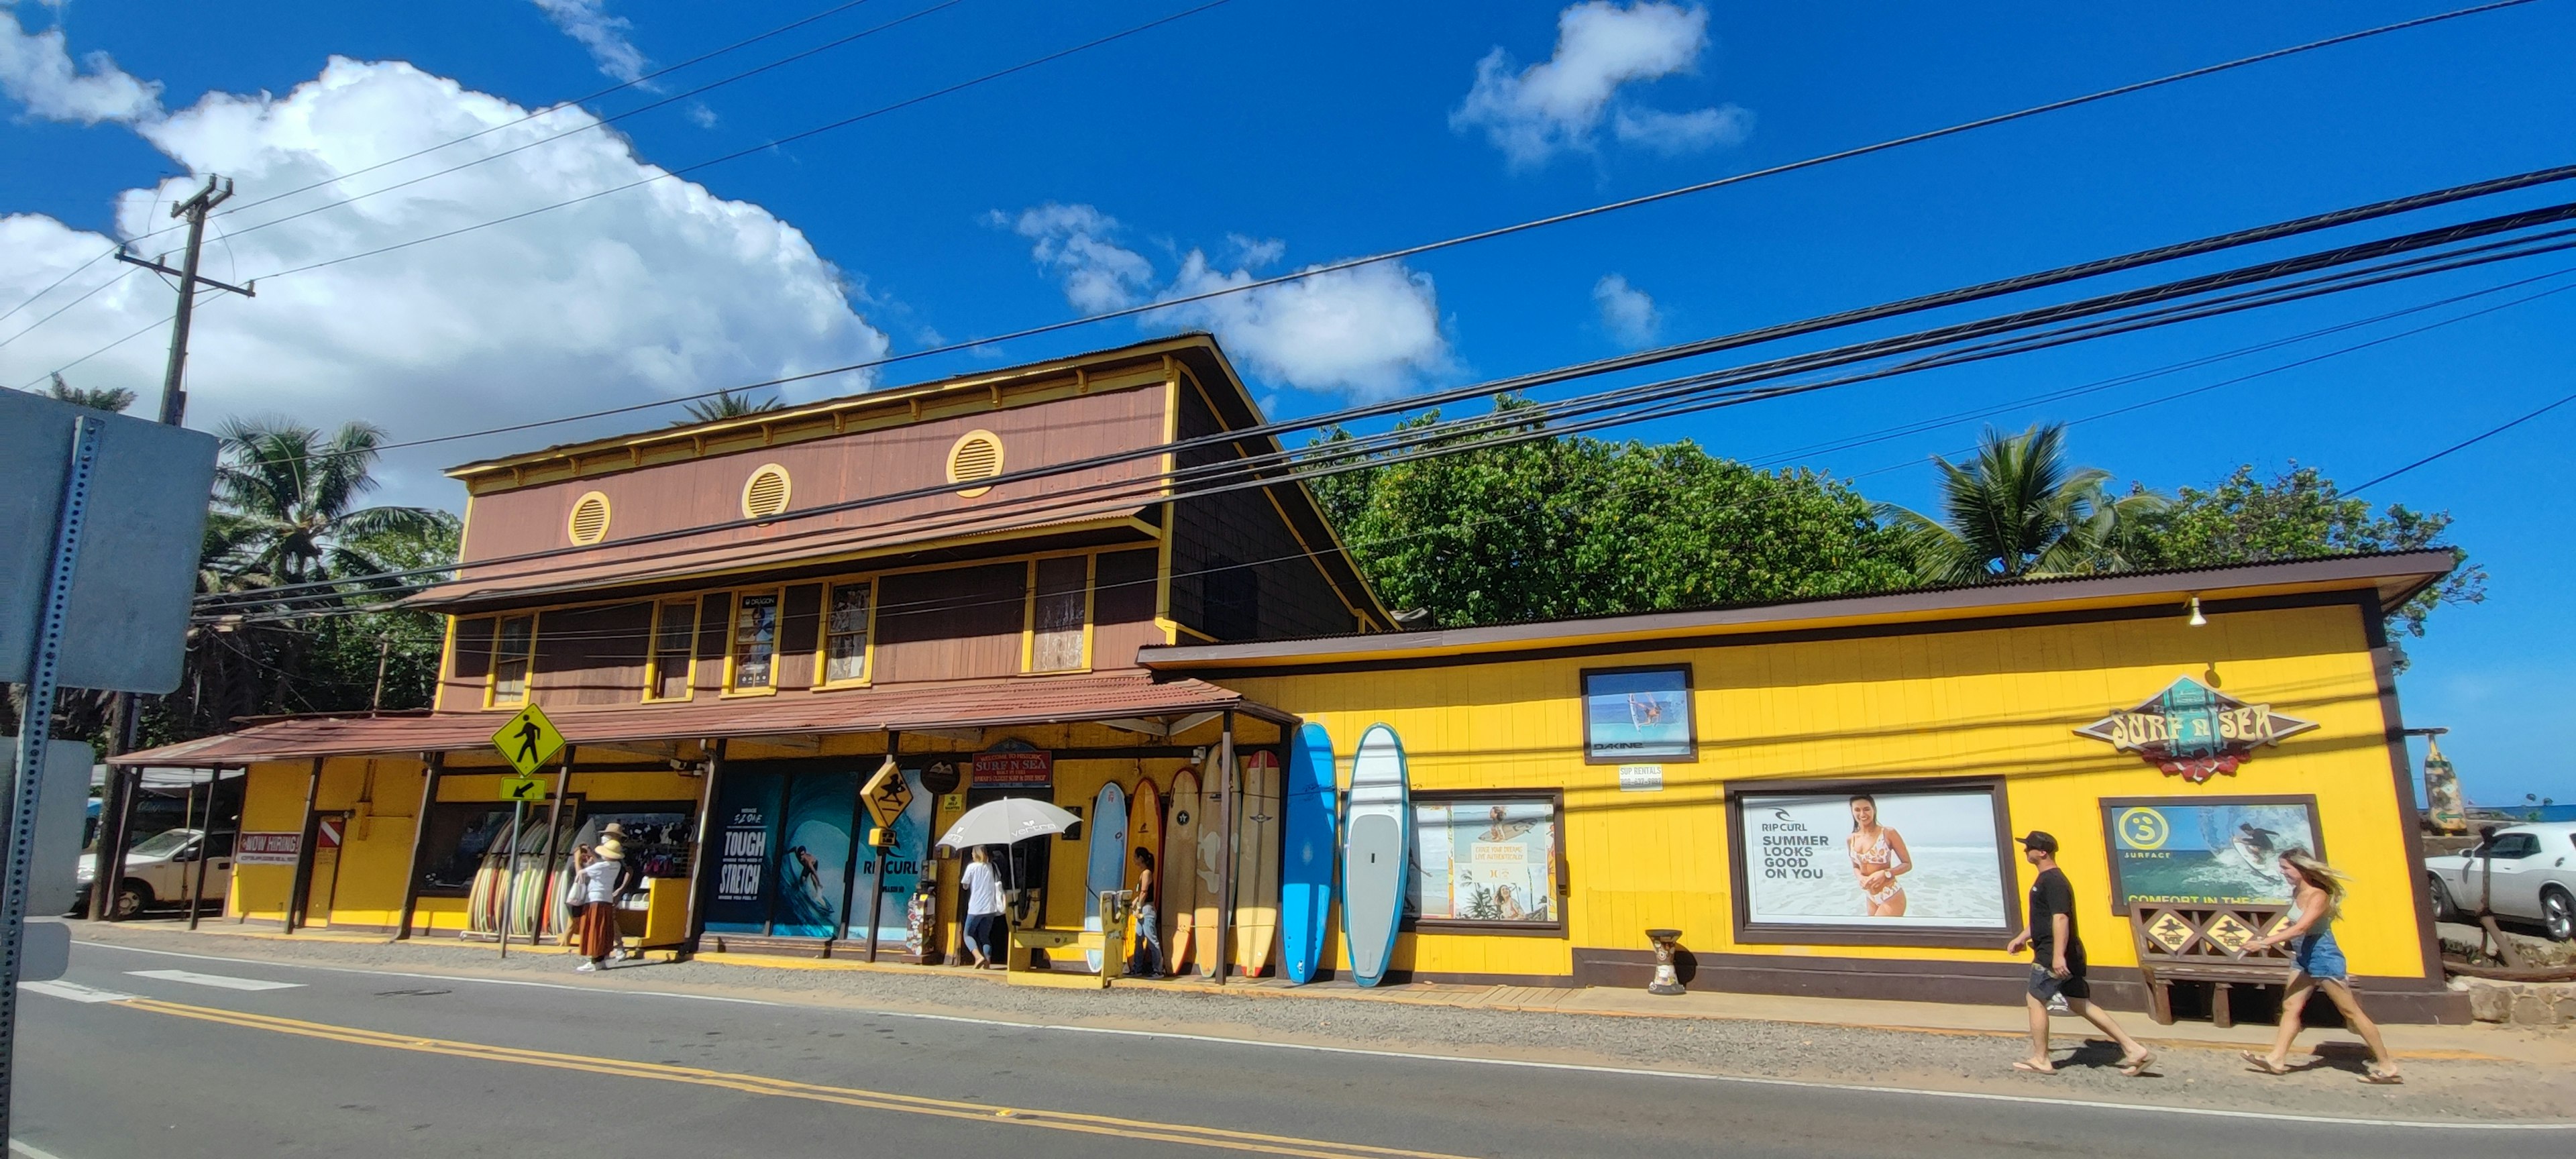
[0,246,116,327]
[54,0,2538,459]
[2349,389,2576,494]
[0,266,137,352]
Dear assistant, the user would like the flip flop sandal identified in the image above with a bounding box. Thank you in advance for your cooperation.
[2118,1050,2156,1077]
[2239,1050,2290,1075]
[2361,1070,2405,1085]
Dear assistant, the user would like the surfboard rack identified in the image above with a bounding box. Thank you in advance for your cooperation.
[1006,890,1134,989]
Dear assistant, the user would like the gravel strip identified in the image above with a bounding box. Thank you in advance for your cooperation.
[77,924,2575,1125]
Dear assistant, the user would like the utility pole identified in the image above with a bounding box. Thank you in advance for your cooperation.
[91,174,256,923]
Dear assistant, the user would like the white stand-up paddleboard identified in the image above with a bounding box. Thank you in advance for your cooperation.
[1342,724,1409,987]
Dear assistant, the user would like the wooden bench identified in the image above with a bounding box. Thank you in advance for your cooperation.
[2129,902,2293,1027]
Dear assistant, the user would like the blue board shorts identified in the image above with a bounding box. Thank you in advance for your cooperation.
[2292,930,2349,983]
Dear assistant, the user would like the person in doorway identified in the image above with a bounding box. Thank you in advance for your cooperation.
[2239,848,2404,1084]
[573,838,624,973]
[600,822,645,962]
[1846,794,1913,918]
[961,845,1006,970]
[2001,831,2153,1077]
[1127,847,1164,978]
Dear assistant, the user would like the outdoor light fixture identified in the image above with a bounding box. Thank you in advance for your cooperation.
[2186,596,2207,627]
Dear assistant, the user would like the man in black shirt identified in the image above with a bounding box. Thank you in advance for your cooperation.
[2001,831,2153,1076]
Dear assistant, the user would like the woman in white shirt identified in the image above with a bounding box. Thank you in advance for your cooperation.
[572,840,624,973]
[960,846,1006,969]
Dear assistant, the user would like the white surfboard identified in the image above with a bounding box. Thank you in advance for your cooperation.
[1342,724,1409,987]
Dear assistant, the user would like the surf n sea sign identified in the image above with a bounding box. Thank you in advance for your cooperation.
[2074,676,2316,783]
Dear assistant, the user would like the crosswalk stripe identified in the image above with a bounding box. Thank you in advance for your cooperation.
[125,969,303,992]
[19,979,135,1003]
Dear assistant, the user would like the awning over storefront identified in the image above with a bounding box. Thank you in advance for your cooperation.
[110,671,1292,767]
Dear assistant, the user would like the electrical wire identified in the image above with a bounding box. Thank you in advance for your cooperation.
[2349,389,2576,494]
[0,245,117,327]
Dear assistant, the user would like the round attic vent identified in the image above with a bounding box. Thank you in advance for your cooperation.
[741,463,792,520]
[566,491,612,545]
[947,430,1003,498]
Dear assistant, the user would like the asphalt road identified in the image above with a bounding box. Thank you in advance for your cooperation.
[11,939,2568,1159]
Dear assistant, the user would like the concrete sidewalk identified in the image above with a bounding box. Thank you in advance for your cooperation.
[136,919,2567,1066]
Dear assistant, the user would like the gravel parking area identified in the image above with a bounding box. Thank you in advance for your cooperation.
[74,924,2576,1125]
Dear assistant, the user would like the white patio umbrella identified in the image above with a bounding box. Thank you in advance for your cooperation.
[938,798,1080,849]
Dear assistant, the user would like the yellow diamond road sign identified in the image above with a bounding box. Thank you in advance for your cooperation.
[861,757,912,829]
[490,703,565,777]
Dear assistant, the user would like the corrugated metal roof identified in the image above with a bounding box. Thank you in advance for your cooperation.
[112,671,1289,766]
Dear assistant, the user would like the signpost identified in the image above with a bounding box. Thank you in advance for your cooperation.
[858,757,909,960]
[489,706,566,958]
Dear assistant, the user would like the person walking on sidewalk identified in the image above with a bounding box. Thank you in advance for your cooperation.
[572,838,625,973]
[961,846,1006,969]
[2001,830,2153,1077]
[1126,847,1165,978]
[2239,848,2404,1085]
[600,822,645,962]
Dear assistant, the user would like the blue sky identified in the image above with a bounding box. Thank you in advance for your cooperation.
[3,1,2571,804]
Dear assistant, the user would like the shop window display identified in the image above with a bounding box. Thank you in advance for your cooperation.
[1407,795,1564,930]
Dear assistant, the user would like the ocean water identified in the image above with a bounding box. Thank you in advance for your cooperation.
[2116,848,2290,906]
[1746,845,2009,928]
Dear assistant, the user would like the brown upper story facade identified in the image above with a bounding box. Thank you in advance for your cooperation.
[421,334,1392,716]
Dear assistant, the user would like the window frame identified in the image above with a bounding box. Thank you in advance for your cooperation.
[720,587,787,697]
[1020,552,1095,675]
[1403,789,1570,937]
[1724,775,2021,950]
[642,597,700,703]
[483,612,539,709]
[1578,664,1699,765]
[812,577,879,689]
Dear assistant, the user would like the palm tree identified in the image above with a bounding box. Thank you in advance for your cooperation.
[48,372,137,414]
[205,418,449,588]
[1876,423,2164,584]
[676,389,785,425]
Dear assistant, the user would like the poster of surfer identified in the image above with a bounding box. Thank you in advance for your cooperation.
[1407,799,1560,926]
[1582,666,1695,761]
[1737,787,2010,929]
[2104,799,2318,909]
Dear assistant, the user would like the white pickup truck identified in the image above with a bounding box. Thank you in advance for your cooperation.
[2424,822,2576,942]
[74,828,233,918]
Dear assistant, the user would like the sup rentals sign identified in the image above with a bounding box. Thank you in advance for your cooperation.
[2076,676,2316,783]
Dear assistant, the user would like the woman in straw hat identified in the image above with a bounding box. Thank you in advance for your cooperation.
[573,838,625,973]
[2241,847,2402,1084]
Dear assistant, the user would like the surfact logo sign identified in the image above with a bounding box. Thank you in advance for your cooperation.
[2075,676,2318,783]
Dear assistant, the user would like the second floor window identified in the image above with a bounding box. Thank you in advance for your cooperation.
[490,614,535,705]
[730,592,780,692]
[822,582,872,684]
[648,598,696,700]
[1028,556,1088,673]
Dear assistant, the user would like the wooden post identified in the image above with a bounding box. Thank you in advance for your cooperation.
[284,757,325,933]
[393,753,445,940]
[535,746,577,944]
[1214,712,1236,986]
[683,740,729,953]
[186,768,217,930]
[177,774,201,924]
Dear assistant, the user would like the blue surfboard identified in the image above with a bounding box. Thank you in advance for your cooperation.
[1084,782,1128,973]
[1342,724,1409,987]
[1280,723,1338,984]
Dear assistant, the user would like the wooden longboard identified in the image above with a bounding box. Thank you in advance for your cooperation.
[1343,724,1409,987]
[1083,782,1128,974]
[1232,749,1283,977]
[1193,771,1224,979]
[1126,779,1161,969]
[1280,724,1337,984]
[1163,768,1202,973]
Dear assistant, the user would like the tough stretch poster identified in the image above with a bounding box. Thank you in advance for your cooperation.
[1737,787,2009,929]
[702,770,781,934]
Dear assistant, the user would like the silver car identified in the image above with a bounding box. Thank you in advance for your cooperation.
[74,828,233,918]
[2424,822,2576,942]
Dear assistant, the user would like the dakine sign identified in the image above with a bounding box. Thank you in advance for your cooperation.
[2076,676,2316,783]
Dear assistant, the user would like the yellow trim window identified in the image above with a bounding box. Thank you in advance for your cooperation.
[820,581,873,685]
[1028,555,1089,673]
[729,591,782,692]
[646,597,698,701]
[490,614,537,706]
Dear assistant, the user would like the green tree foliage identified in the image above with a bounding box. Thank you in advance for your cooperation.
[676,388,785,424]
[1308,398,1909,626]
[2125,463,2485,665]
[47,372,137,414]
[1876,423,2166,584]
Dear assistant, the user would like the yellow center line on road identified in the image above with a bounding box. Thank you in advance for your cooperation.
[118,997,1476,1159]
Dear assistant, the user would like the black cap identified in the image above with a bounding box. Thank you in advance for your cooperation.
[2015,830,2059,853]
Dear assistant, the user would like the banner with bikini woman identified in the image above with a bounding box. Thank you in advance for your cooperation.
[1732,783,2012,934]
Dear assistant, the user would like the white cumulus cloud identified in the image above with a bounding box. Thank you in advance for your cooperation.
[0,56,890,506]
[1592,274,1659,347]
[0,4,162,123]
[999,203,1451,399]
[1450,1,1750,169]
[533,0,649,84]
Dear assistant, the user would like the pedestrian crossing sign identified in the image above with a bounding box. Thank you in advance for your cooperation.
[490,703,565,776]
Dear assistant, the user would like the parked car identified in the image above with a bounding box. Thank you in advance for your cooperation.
[73,828,234,918]
[2424,822,2576,941]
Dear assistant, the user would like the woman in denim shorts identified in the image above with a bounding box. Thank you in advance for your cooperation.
[2240,848,2402,1084]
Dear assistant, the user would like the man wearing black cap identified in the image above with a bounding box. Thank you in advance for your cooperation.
[2001,830,2153,1077]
